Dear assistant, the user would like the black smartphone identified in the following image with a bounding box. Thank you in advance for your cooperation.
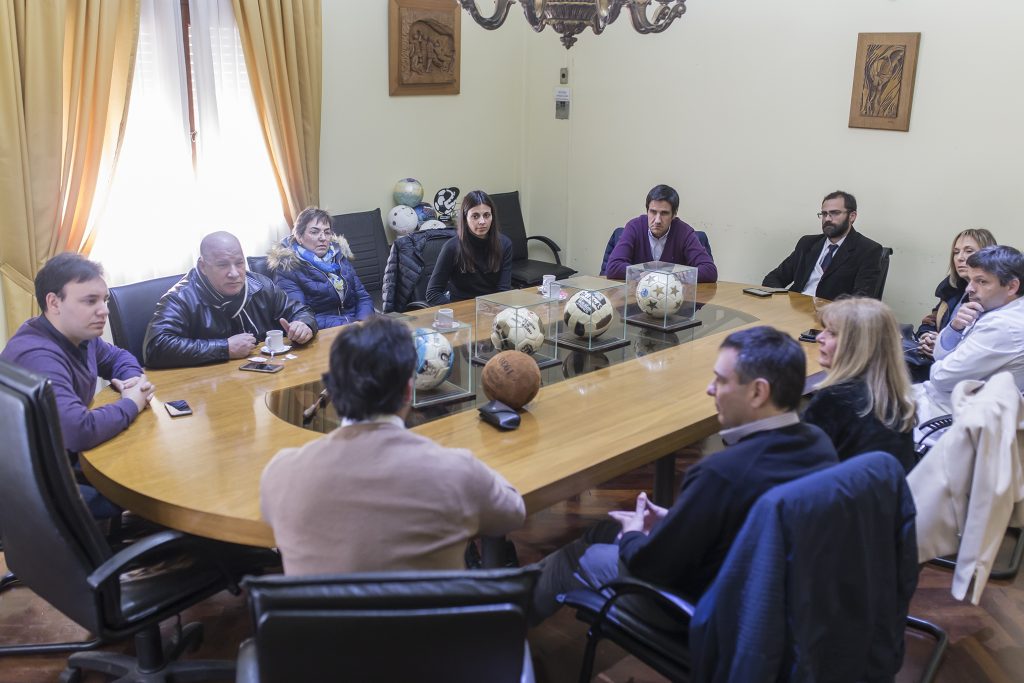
[239,361,284,374]
[165,399,193,417]
[742,287,772,298]
[799,328,822,342]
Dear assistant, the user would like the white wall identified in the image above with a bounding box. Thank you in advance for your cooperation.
[517,0,1024,322]
[321,1,1024,323]
[320,2,526,231]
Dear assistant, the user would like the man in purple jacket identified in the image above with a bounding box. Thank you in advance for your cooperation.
[0,253,155,518]
[604,184,718,282]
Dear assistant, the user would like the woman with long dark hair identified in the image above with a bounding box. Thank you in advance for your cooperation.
[425,190,513,305]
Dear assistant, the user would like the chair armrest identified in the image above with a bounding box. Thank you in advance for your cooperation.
[526,236,564,265]
[86,529,192,589]
[914,414,953,457]
[598,577,696,619]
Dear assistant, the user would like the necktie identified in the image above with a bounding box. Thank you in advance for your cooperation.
[820,244,838,272]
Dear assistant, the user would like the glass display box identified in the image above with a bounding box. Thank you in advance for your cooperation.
[553,275,629,352]
[404,312,475,408]
[473,289,561,368]
[624,261,701,332]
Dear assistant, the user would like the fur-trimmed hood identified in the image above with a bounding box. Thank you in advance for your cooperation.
[267,234,355,272]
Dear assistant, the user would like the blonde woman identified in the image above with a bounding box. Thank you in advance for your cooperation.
[802,298,917,472]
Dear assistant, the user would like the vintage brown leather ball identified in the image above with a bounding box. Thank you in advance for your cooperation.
[481,351,541,410]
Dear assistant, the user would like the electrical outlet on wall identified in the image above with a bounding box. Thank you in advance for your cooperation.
[560,68,569,85]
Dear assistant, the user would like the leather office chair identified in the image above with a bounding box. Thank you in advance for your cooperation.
[876,247,894,298]
[331,209,390,310]
[108,273,183,365]
[246,256,271,278]
[237,568,539,683]
[562,452,946,683]
[0,360,278,682]
[599,226,714,276]
[490,191,576,287]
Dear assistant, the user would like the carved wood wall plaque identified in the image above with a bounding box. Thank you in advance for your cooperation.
[389,0,461,96]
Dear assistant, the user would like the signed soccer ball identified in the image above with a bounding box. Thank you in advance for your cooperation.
[635,271,684,317]
[388,205,419,236]
[413,328,453,390]
[563,290,615,339]
[490,308,545,355]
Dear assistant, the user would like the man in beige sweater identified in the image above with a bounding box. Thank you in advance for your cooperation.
[260,316,526,575]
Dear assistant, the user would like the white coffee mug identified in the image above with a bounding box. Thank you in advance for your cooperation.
[541,274,556,296]
[266,329,286,351]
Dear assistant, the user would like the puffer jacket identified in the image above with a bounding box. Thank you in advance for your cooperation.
[267,235,374,329]
[381,227,457,313]
[143,269,317,368]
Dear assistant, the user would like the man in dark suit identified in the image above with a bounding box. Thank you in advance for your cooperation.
[529,326,838,622]
[762,190,884,300]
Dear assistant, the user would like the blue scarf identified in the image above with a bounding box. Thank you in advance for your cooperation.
[293,241,347,299]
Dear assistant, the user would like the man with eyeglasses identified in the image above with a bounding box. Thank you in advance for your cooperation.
[762,190,883,300]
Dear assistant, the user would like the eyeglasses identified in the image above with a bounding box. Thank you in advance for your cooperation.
[817,210,850,219]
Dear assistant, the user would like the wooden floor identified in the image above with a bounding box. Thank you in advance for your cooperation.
[1,446,1022,682]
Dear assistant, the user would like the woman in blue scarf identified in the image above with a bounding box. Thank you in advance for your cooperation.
[267,207,374,329]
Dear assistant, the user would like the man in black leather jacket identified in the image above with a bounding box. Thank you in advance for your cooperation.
[143,231,318,368]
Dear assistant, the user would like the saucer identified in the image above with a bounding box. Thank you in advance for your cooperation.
[261,345,291,354]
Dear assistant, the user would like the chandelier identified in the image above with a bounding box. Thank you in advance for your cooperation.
[458,0,689,49]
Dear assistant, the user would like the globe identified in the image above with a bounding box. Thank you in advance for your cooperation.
[393,178,424,207]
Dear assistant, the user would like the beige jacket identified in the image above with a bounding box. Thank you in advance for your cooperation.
[907,372,1024,604]
[261,421,526,575]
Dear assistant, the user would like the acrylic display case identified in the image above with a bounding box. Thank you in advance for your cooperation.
[473,289,561,368]
[624,261,701,332]
[404,312,475,408]
[553,275,629,352]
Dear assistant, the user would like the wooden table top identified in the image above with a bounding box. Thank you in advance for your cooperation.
[82,282,823,547]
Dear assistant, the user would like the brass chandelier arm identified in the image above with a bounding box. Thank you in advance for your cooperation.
[627,0,688,35]
[458,0,517,30]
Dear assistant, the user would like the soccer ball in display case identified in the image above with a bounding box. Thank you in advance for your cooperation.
[474,289,560,368]
[407,318,474,408]
[555,275,628,352]
[625,262,700,332]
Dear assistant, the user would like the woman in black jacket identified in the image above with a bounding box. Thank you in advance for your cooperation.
[802,297,917,472]
[425,190,512,305]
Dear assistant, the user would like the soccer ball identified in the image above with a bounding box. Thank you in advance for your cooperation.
[393,177,424,207]
[490,308,545,355]
[420,219,447,231]
[563,290,615,339]
[388,205,419,236]
[414,202,436,225]
[635,271,684,317]
[433,186,460,223]
[413,328,453,390]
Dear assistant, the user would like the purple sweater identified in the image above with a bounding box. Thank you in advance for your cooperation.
[0,316,143,455]
[606,215,718,282]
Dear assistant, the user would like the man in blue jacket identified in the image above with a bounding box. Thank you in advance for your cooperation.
[531,326,838,622]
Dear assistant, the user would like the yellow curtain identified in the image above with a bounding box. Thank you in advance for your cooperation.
[231,0,321,226]
[0,0,138,340]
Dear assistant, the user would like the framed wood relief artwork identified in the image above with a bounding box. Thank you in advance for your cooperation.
[389,0,461,96]
[848,32,921,132]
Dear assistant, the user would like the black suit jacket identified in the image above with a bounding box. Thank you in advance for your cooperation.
[762,228,883,300]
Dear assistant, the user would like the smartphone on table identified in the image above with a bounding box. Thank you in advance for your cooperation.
[239,361,284,374]
[165,399,193,417]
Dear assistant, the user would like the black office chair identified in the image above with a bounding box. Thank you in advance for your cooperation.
[0,360,278,682]
[562,452,946,683]
[876,247,894,298]
[108,273,184,365]
[246,256,271,278]
[599,226,714,276]
[331,209,390,310]
[490,191,576,287]
[236,568,539,683]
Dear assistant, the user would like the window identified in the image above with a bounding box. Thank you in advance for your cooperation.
[90,0,286,285]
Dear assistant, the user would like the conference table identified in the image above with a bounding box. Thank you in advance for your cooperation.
[82,282,824,548]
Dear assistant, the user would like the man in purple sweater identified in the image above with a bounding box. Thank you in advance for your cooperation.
[605,184,718,282]
[0,253,155,518]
